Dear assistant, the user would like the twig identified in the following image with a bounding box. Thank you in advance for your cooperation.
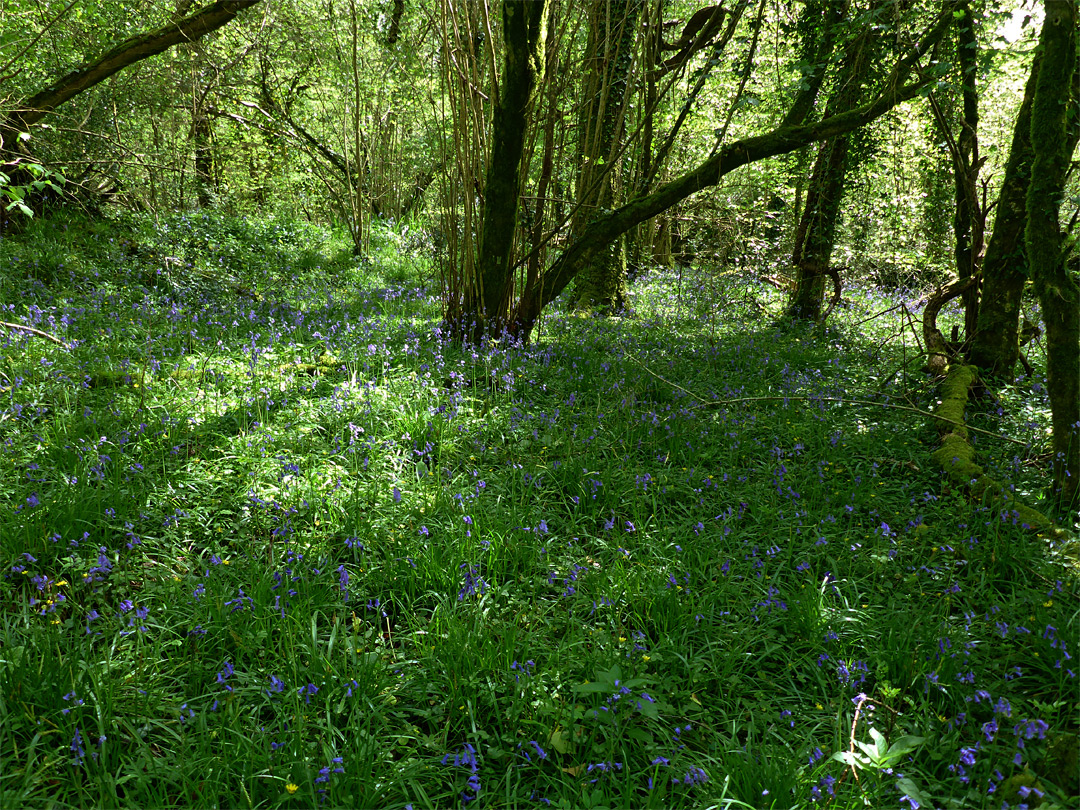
[847,693,871,785]
[901,303,925,354]
[0,320,71,349]
[852,301,903,326]
[625,354,1028,446]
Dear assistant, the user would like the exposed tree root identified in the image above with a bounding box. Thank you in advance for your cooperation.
[922,275,977,375]
[820,265,843,322]
[930,363,1067,540]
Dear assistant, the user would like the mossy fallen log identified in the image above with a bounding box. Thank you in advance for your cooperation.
[930,363,1066,539]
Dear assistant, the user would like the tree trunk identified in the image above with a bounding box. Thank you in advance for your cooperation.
[952,2,981,342]
[193,113,216,208]
[787,26,873,320]
[788,137,848,318]
[386,0,405,46]
[1025,0,1078,509]
[572,0,644,313]
[464,0,548,340]
[526,1,561,295]
[968,52,1042,376]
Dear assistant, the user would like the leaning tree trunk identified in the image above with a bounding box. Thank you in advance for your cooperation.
[786,26,873,320]
[464,0,548,341]
[1025,0,1078,509]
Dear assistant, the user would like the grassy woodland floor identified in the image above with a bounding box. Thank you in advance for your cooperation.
[0,213,1077,810]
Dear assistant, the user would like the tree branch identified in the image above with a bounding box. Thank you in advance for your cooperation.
[4,0,262,137]
[0,321,71,349]
[517,3,957,330]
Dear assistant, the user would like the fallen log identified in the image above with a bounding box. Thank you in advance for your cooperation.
[930,363,1067,540]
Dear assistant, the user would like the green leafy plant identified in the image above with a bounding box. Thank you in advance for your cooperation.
[0,159,66,217]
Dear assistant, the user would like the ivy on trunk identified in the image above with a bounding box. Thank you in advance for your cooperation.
[1025,0,1079,509]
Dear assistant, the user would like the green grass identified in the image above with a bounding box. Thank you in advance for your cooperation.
[0,211,1076,809]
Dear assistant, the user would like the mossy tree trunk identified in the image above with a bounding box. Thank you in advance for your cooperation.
[572,0,644,313]
[1025,0,1078,509]
[967,51,1042,377]
[464,0,548,340]
[786,26,873,320]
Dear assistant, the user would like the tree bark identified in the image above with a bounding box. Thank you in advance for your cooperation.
[968,52,1042,376]
[1,0,262,149]
[465,0,548,339]
[787,25,873,320]
[1025,0,1078,509]
[572,0,644,313]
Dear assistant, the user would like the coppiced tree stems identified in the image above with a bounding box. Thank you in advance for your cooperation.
[463,0,549,339]
[436,0,497,325]
[572,0,645,312]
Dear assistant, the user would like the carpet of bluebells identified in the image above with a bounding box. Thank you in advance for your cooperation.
[0,213,1076,809]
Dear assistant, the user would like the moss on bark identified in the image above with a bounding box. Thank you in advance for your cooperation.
[930,364,1066,538]
[968,51,1040,377]
[1025,0,1079,509]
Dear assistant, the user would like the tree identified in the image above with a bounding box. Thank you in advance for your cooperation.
[924,0,982,344]
[950,1,982,343]
[1025,0,1078,508]
[1,1,262,155]
[571,0,645,312]
[786,5,876,320]
[968,50,1043,377]
[462,0,549,341]
[474,1,959,340]
[920,0,986,374]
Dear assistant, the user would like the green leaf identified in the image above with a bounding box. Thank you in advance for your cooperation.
[895,776,933,807]
[548,726,572,754]
[887,735,926,756]
[870,726,888,759]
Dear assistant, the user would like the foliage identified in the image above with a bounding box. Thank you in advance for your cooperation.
[0,212,1075,809]
[0,159,65,217]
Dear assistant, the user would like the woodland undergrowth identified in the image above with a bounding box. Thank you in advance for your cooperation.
[0,212,1076,810]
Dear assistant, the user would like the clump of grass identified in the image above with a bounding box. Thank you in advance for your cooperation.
[0,212,1075,809]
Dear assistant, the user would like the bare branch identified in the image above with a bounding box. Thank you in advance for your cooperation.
[0,321,71,349]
